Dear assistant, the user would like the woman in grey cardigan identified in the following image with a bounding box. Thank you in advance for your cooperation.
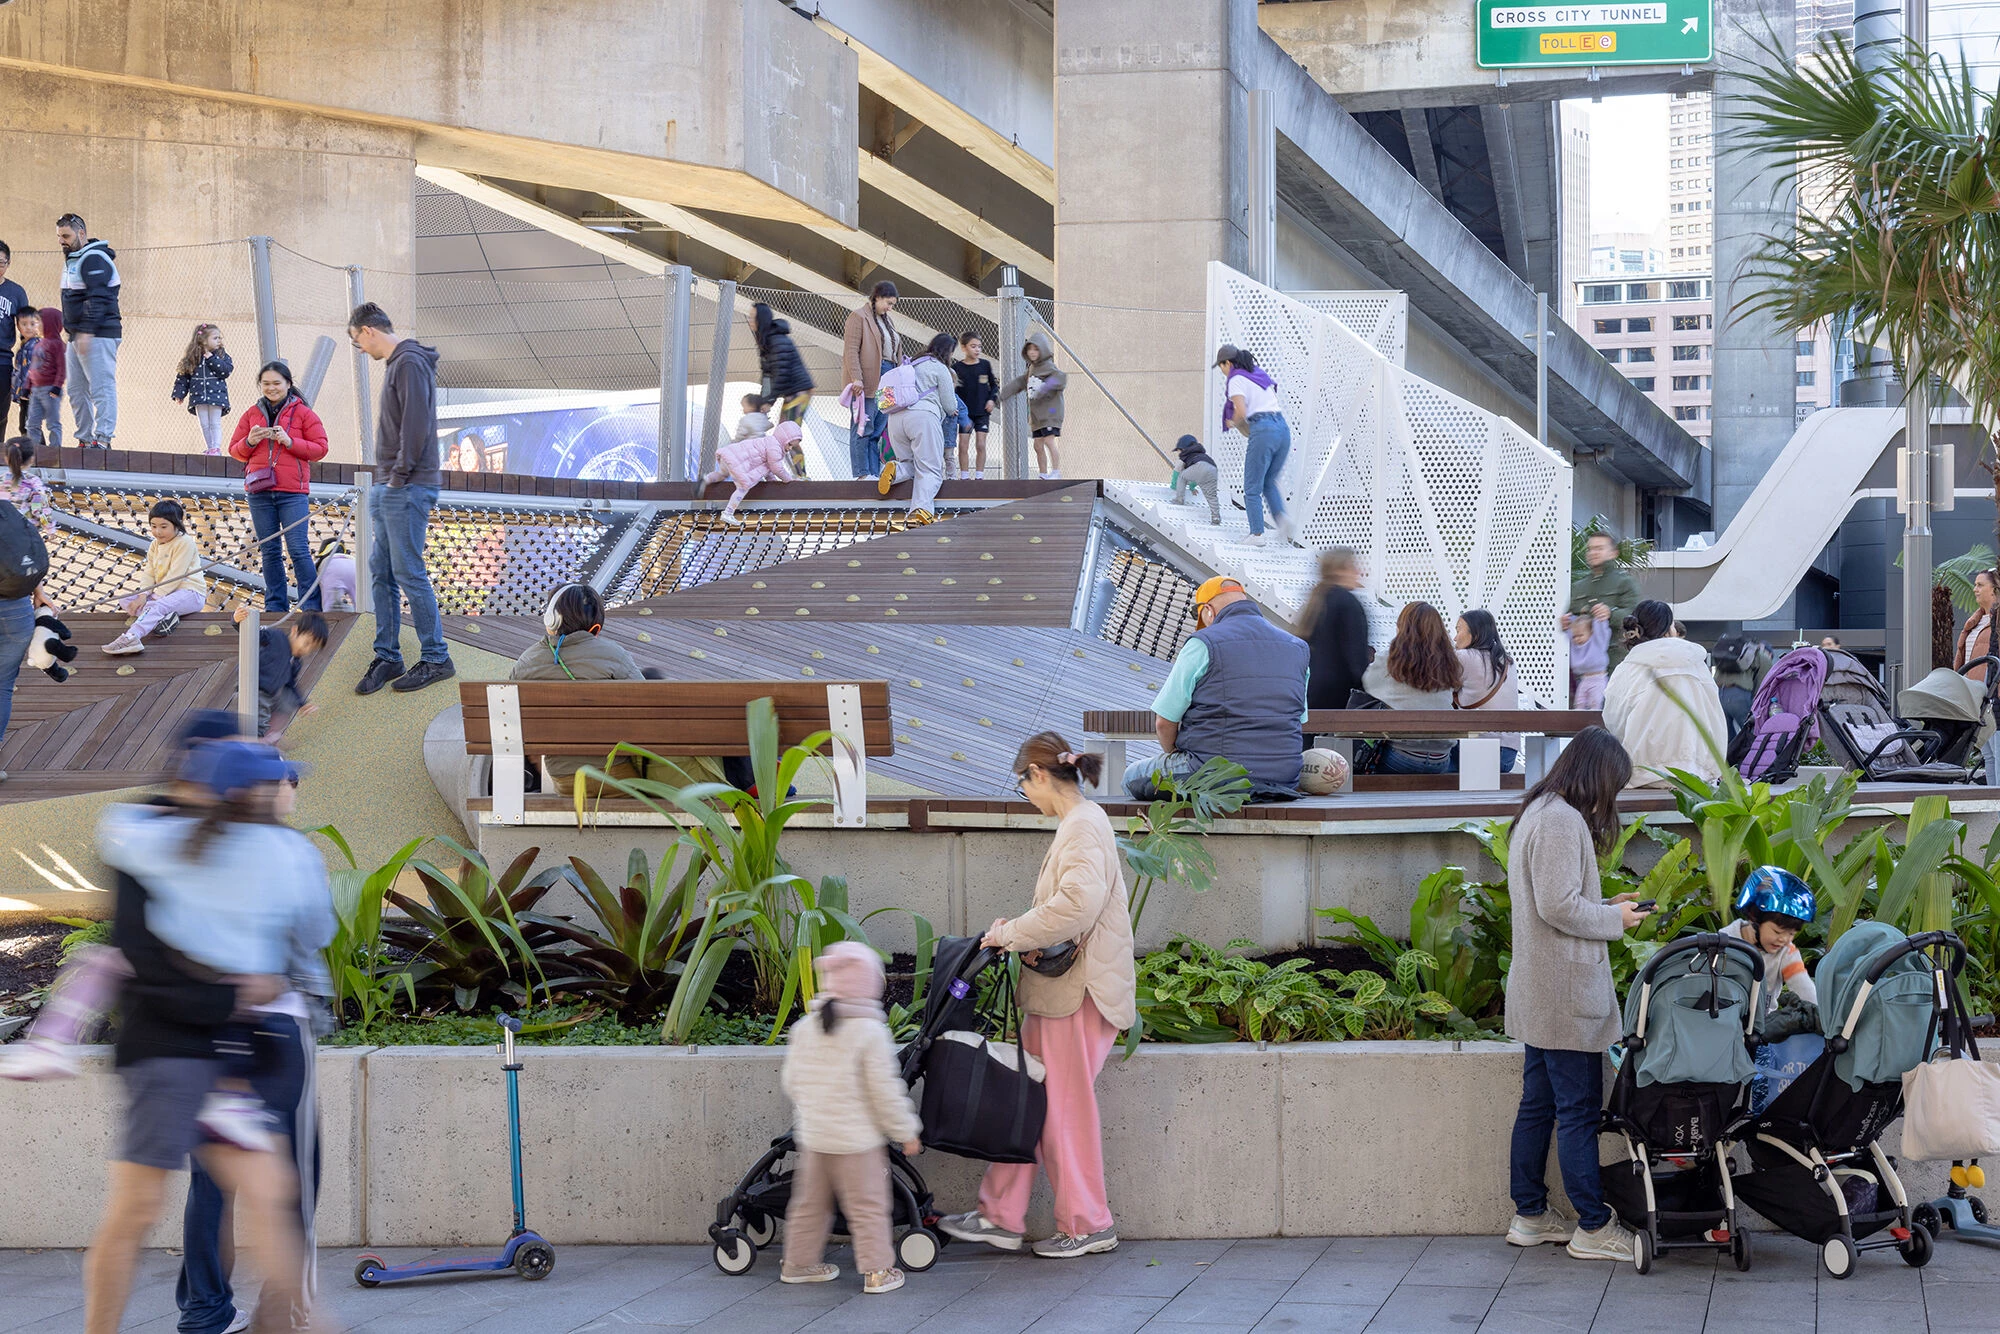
[1503,727,1651,1263]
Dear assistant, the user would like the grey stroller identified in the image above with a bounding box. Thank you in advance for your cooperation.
[1601,933,1766,1273]
[1898,658,1998,778]
[1818,649,1974,783]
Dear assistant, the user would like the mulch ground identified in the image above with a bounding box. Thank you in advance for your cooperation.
[0,919,70,1011]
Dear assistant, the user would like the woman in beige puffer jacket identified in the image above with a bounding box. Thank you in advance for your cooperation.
[938,731,1136,1261]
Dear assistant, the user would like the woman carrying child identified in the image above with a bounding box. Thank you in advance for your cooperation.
[171,324,235,456]
[941,732,1136,1259]
[103,498,206,655]
[779,942,924,1294]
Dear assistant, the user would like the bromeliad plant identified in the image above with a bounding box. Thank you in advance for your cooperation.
[314,827,423,1031]
[579,697,875,1039]
[381,840,580,1013]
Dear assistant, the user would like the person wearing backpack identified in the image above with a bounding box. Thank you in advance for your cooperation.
[876,334,957,523]
[1710,632,1771,744]
[0,489,49,781]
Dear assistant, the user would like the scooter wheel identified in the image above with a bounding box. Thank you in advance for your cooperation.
[897,1226,940,1273]
[1631,1229,1653,1275]
[353,1253,386,1288]
[514,1241,556,1281]
[713,1229,758,1276]
[1912,1202,1944,1238]
[1972,1197,1991,1226]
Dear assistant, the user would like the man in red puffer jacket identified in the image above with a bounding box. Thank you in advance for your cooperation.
[227,360,329,614]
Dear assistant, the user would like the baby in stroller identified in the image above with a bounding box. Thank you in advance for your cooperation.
[1731,922,1963,1277]
[1601,932,1765,1273]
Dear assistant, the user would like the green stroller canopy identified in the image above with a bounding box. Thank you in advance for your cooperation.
[1816,920,1936,1091]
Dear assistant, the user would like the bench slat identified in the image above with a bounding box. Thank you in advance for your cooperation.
[463,722,895,753]
[461,680,891,710]
[459,679,897,757]
[1082,708,1603,738]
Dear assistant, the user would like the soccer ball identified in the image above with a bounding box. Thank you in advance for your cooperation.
[1299,747,1349,795]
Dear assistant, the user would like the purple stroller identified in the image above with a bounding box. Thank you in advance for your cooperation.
[1728,647,1827,781]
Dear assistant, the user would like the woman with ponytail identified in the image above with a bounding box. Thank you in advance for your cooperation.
[939,732,1137,1260]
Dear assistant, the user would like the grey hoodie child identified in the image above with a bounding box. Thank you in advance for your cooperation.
[999,328,1066,431]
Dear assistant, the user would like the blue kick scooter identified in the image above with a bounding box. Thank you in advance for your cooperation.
[353,1016,556,1286]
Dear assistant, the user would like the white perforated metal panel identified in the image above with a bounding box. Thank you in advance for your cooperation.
[1104,263,1572,708]
[1283,291,1407,366]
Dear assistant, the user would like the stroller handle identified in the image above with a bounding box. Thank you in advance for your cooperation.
[1636,931,1767,985]
[1861,930,1966,986]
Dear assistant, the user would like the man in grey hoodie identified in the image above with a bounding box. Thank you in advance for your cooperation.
[348,302,455,695]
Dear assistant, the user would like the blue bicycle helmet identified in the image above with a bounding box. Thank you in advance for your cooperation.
[1734,865,1816,924]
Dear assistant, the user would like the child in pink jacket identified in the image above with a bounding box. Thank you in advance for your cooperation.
[703,419,801,525]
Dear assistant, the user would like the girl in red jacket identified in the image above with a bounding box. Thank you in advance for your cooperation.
[228,361,329,614]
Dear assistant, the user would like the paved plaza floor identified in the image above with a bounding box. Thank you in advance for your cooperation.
[3,1231,1993,1332]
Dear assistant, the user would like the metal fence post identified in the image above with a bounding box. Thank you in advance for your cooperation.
[298,334,336,407]
[354,469,373,615]
[346,267,373,460]
[249,236,280,367]
[661,266,694,483]
[699,279,737,477]
[998,268,1028,480]
[237,603,262,739]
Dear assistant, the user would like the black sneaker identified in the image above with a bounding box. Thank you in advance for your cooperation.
[355,658,405,695]
[154,613,181,637]
[391,660,457,693]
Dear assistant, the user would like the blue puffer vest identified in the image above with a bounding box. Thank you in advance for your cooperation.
[1176,599,1309,792]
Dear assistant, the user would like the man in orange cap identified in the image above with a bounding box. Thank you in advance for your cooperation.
[1125,577,1309,799]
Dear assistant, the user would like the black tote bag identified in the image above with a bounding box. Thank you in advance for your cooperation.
[917,966,1048,1163]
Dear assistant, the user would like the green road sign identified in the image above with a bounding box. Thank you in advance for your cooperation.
[1477,0,1714,68]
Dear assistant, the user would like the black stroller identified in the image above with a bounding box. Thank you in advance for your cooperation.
[1731,924,1966,1277]
[1818,649,1979,783]
[708,937,1009,1276]
[1601,933,1765,1274]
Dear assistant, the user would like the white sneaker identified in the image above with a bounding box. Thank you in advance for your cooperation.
[718,511,743,527]
[938,1211,1024,1252]
[1046,469,1060,479]
[1242,532,1269,548]
[196,1090,279,1153]
[101,631,145,655]
[1566,1219,1637,1262]
[222,1308,251,1333]
[0,1035,80,1081]
[1506,1212,1573,1247]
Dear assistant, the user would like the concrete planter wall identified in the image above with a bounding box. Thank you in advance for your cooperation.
[6,1042,1971,1249]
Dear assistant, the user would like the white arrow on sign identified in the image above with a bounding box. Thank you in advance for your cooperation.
[1682,16,1699,32]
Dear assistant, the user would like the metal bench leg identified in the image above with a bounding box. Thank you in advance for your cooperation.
[1096,738,1128,798]
[1525,735,1559,786]
[488,683,525,826]
[1458,738,1502,792]
[825,683,869,828]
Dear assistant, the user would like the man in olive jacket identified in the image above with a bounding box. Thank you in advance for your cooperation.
[1568,532,1643,670]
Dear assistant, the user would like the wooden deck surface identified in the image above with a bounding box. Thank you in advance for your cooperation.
[0,612,354,804]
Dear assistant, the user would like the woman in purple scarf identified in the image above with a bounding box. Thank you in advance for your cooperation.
[1216,344,1294,548]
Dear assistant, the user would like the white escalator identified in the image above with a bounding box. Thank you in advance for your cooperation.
[1645,407,1923,622]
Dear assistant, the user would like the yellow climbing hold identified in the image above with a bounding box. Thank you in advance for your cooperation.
[795,608,810,616]
[975,594,990,602]
[978,718,992,726]
[895,593,908,601]
[465,623,482,633]
[801,666,816,676]
[1011,513,1025,521]
[909,678,924,687]
[884,608,899,616]
[1073,649,1087,659]
[1061,494,1074,502]
[1128,662,1143,671]
[713,627,728,636]
[866,645,881,654]
[933,636,948,646]
[203,625,222,636]
[847,559,862,568]
[937,536,950,543]
[846,594,861,602]
[810,581,826,589]
[897,733,913,743]
[962,677,976,688]
[639,607,655,615]
[753,581,767,589]
[951,752,967,761]
[897,551,911,559]
[980,552,994,561]
[811,650,825,659]
[636,631,653,642]
[941,578,957,586]
[1147,682,1159,690]
[690,649,707,659]
[910,718,924,728]
[903,567,917,576]
[988,578,1003,585]
[745,607,760,616]
[1030,536,1043,544]
[1012,658,1026,667]
[116,665,135,676]
[1022,594,1037,601]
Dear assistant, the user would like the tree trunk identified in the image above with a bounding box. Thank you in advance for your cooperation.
[1934,584,1957,671]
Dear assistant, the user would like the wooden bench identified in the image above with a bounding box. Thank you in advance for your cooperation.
[1082,708,1604,794]
[460,680,894,827]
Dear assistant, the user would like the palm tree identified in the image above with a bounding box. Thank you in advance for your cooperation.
[1730,33,2000,546]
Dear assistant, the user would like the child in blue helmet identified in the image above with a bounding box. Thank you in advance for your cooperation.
[1728,865,1819,1016]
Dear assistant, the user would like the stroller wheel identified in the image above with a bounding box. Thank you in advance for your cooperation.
[713,1230,758,1276]
[738,1209,779,1248]
[897,1226,941,1273]
[1900,1222,1935,1269]
[1631,1229,1653,1275]
[1912,1202,1944,1238]
[1730,1228,1752,1272]
[1821,1235,1857,1279]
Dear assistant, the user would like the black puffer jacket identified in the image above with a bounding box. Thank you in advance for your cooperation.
[755,303,815,400]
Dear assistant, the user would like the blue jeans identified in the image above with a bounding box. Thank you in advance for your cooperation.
[1123,748,1198,801]
[0,596,31,750]
[1241,412,1291,535]
[847,359,893,478]
[1377,743,1451,775]
[177,1012,320,1333]
[1448,744,1520,774]
[1510,1045,1608,1231]
[66,334,120,442]
[368,482,449,666]
[248,489,320,615]
[25,385,61,450]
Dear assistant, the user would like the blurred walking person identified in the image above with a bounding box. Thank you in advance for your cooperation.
[754,301,815,474]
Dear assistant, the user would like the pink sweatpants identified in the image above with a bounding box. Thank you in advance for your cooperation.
[1572,672,1606,710]
[976,996,1117,1238]
[122,587,205,639]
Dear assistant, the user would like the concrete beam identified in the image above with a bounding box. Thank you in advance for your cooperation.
[814,7,1058,203]
[1478,104,1529,280]
[417,167,670,277]
[1259,0,1710,111]
[857,151,1056,285]
[0,0,861,227]
[1400,109,1445,204]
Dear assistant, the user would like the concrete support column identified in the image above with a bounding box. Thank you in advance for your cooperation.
[1709,0,1799,532]
[1054,0,1259,481]
[4,68,413,462]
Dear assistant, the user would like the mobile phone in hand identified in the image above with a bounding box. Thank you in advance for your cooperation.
[1635,899,1657,911]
